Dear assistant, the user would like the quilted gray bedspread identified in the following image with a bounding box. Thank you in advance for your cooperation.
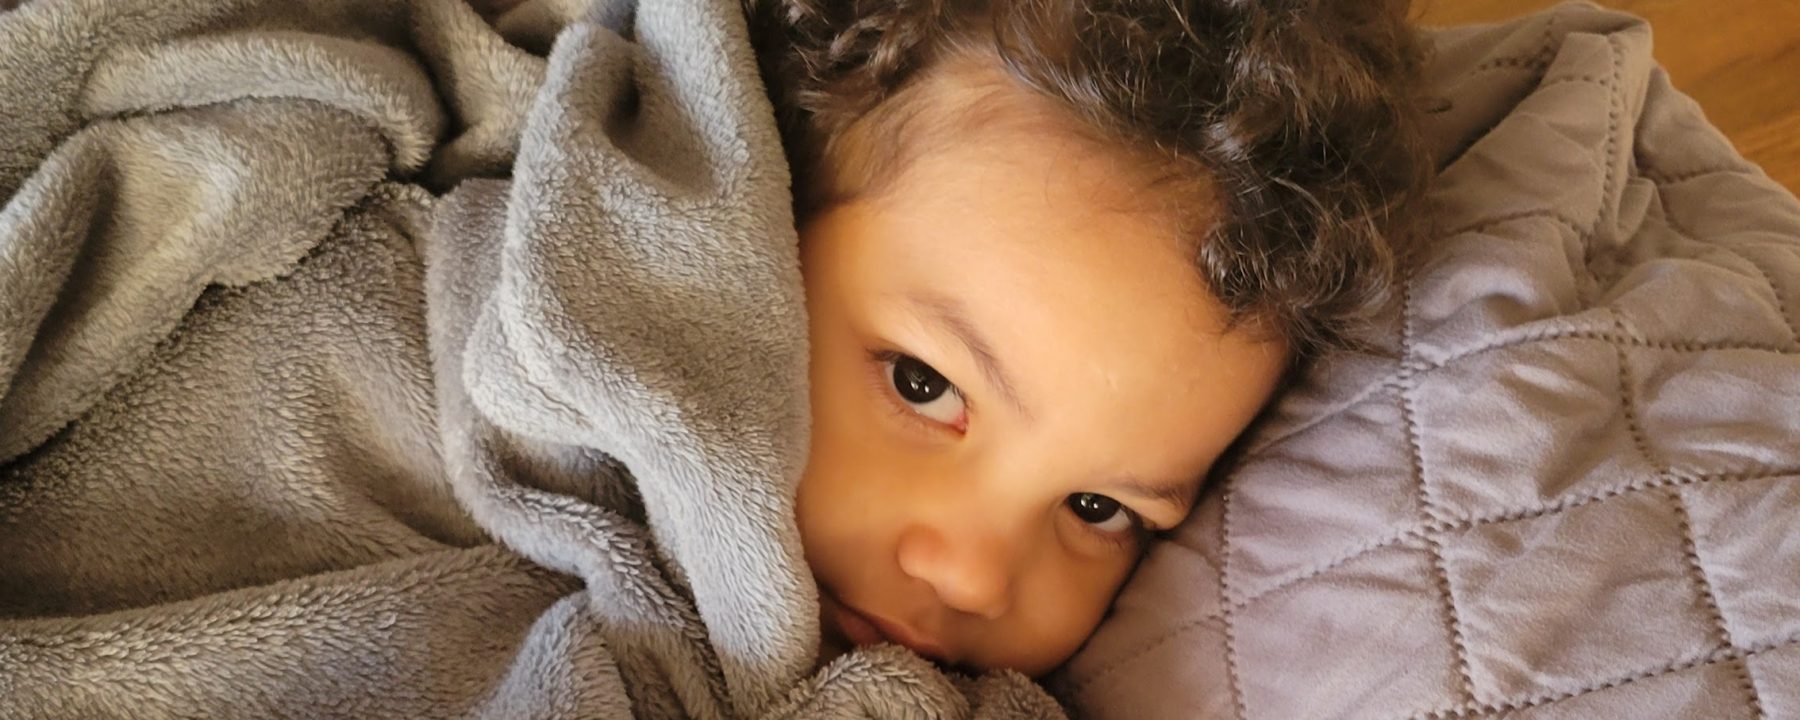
[1061,4,1800,719]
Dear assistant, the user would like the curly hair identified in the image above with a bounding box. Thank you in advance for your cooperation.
[742,0,1433,356]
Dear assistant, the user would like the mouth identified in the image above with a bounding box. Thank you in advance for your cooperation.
[822,588,951,662]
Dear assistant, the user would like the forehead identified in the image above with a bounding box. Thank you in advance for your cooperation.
[850,99,1286,470]
[823,52,1193,213]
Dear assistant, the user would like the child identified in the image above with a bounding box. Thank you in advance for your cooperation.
[0,1,1430,714]
[745,0,1433,675]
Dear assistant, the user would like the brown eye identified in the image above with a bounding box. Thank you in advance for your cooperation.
[887,354,965,425]
[1067,493,1133,533]
[892,354,951,402]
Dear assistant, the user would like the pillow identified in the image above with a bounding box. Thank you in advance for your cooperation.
[1059,5,1800,718]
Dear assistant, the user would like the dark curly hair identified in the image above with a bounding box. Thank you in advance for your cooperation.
[743,0,1433,356]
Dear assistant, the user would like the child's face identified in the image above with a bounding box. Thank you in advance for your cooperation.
[795,75,1289,676]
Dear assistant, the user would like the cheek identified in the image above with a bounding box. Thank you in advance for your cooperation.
[796,331,904,584]
[980,553,1132,676]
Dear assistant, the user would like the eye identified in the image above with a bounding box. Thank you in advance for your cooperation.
[887,354,966,425]
[1066,493,1135,534]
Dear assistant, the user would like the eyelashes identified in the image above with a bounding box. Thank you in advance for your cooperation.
[863,347,1153,552]
[868,349,968,433]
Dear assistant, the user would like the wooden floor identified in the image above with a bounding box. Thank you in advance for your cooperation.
[1415,0,1800,195]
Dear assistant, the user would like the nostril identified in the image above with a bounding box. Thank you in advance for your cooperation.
[895,525,1014,621]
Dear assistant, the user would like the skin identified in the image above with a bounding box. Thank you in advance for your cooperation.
[796,64,1291,676]
[465,0,1288,681]
[459,0,1288,678]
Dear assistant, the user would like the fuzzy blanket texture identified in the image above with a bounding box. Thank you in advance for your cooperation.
[0,0,1061,717]
[5,1,1800,719]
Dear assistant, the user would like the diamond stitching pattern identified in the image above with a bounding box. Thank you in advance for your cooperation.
[1202,8,1800,719]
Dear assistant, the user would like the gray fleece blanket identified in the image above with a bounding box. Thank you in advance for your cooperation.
[0,0,1062,717]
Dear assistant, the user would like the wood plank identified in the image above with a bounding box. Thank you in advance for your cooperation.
[1738,113,1800,197]
[1415,0,1800,194]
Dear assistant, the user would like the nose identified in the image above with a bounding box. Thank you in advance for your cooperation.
[895,523,1017,620]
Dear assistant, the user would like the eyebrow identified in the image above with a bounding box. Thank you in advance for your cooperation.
[908,291,1200,518]
[906,292,1032,421]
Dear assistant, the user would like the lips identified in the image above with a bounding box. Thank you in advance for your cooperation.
[822,589,951,662]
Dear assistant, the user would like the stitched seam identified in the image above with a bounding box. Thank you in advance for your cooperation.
[1592,34,1624,243]
[1574,34,1622,285]
[1221,468,1251,719]
[1231,529,1432,613]
[1737,657,1769,720]
[1225,468,1800,615]
[1607,315,1759,717]
[1249,328,1797,458]
[1465,11,1559,75]
[1283,328,1795,455]
[1121,12,1789,714]
[1666,494,1725,645]
[1656,196,1800,349]
[1642,166,1753,185]
[1610,310,1666,472]
[1667,487,1765,718]
[1538,74,1611,89]
[1470,55,1550,73]
[1434,324,1800,361]
[1745,254,1799,349]
[1403,629,1800,719]
[1742,264,1795,349]
[1398,283,1478,704]
[1336,333,1797,427]
[933,468,1800,689]
[1423,533,1475,704]
[1434,209,1601,309]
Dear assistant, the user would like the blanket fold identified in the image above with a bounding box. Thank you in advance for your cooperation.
[0,0,1060,717]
